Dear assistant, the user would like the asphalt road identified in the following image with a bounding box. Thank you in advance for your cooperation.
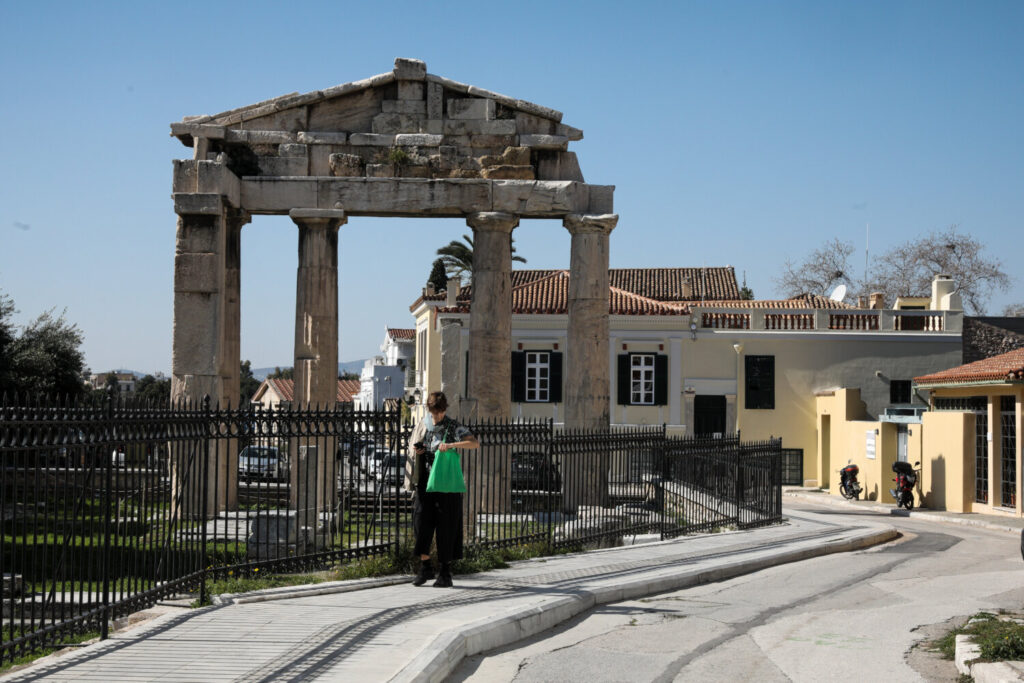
[451,502,1024,682]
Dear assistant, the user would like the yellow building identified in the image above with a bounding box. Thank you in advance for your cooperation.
[410,270,963,486]
[913,348,1023,517]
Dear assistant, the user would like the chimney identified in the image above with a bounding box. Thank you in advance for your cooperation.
[856,295,865,308]
[930,273,961,311]
[424,282,435,297]
[446,277,461,307]
[681,276,693,299]
[869,292,885,310]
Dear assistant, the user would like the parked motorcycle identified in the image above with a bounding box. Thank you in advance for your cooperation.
[838,462,862,500]
[890,460,920,510]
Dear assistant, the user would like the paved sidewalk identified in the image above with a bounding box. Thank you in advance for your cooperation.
[3,509,895,683]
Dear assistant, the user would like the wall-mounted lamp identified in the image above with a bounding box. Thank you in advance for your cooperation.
[874,370,884,378]
[689,320,698,340]
[733,343,744,355]
[874,428,879,435]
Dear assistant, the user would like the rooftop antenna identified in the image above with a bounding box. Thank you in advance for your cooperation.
[829,283,848,303]
[864,223,869,281]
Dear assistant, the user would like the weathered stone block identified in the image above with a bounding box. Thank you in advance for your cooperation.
[448,169,480,178]
[366,163,395,178]
[537,151,584,182]
[448,98,495,120]
[350,132,397,146]
[514,112,557,135]
[519,134,568,150]
[420,119,443,135]
[172,294,218,375]
[438,146,457,170]
[383,100,427,115]
[556,123,584,141]
[393,57,426,80]
[443,119,516,135]
[240,178,317,212]
[297,131,348,144]
[174,193,224,216]
[492,180,590,215]
[316,177,492,215]
[397,81,424,101]
[279,143,308,157]
[401,165,433,178]
[481,165,535,180]
[224,129,296,144]
[395,133,443,147]
[371,113,421,135]
[194,161,241,207]
[173,160,198,193]
[468,134,517,148]
[258,156,307,176]
[479,146,531,167]
[587,185,615,213]
[427,82,443,119]
[329,153,363,177]
[174,253,219,293]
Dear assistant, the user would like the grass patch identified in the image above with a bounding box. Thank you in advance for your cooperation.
[933,611,1024,662]
[0,629,100,674]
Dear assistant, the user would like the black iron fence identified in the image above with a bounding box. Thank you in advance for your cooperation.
[1,396,781,663]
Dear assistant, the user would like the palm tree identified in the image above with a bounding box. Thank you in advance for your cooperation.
[436,234,526,279]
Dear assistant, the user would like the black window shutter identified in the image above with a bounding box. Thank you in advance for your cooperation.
[617,354,631,405]
[745,355,775,409]
[549,352,563,403]
[511,351,526,402]
[654,354,669,405]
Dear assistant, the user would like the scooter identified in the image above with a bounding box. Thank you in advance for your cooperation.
[890,460,920,510]
[838,462,862,500]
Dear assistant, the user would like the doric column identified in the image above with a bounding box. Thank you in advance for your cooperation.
[563,214,618,430]
[289,208,346,550]
[466,211,518,420]
[290,209,346,408]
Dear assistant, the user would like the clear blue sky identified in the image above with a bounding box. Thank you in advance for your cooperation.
[1,0,1021,375]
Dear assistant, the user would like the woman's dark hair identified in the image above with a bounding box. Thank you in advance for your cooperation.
[426,391,448,413]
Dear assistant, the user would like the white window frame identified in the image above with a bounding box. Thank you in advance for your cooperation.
[525,351,550,403]
[630,353,655,405]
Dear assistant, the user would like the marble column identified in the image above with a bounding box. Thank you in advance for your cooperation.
[466,211,517,419]
[563,214,618,430]
[289,208,346,549]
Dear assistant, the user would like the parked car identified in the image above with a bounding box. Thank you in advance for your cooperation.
[511,451,562,492]
[237,446,286,481]
[375,453,407,486]
[359,443,387,475]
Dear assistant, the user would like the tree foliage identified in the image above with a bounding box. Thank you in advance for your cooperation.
[240,360,261,404]
[436,234,527,280]
[1003,303,1024,317]
[775,227,1011,314]
[268,366,293,380]
[427,258,449,293]
[3,301,86,398]
[135,374,171,404]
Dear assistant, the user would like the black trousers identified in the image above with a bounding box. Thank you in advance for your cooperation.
[413,491,463,563]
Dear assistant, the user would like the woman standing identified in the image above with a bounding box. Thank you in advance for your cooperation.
[405,391,479,587]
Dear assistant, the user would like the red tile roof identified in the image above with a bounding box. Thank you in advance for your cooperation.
[438,271,687,316]
[693,294,854,310]
[262,378,362,403]
[386,328,415,340]
[914,348,1024,386]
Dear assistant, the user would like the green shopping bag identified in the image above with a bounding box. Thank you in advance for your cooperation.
[425,427,466,493]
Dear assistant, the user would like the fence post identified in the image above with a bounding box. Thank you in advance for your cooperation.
[100,396,114,641]
[199,395,211,607]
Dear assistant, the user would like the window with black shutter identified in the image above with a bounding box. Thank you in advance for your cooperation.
[511,350,562,403]
[745,355,774,410]
[617,353,668,406]
[889,380,912,405]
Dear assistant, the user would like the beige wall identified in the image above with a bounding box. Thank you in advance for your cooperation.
[920,410,974,512]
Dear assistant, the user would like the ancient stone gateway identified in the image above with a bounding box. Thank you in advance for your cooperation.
[170,58,617,517]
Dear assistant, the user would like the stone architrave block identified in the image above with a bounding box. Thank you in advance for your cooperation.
[469,134,517,148]
[173,160,199,193]
[383,100,427,115]
[224,129,296,144]
[173,193,224,216]
[279,143,308,157]
[556,123,584,141]
[393,58,427,80]
[491,180,589,215]
[258,156,308,176]
[447,98,496,120]
[297,131,348,144]
[316,177,492,215]
[587,185,615,213]
[397,81,424,101]
[518,134,568,150]
[427,82,443,119]
[174,253,219,294]
[240,178,317,212]
[443,119,516,136]
[395,133,443,147]
[481,165,535,180]
[170,122,227,140]
[195,162,241,206]
[329,153,363,177]
[350,133,397,146]
[537,151,584,182]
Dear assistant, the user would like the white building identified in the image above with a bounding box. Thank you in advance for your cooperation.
[355,328,415,410]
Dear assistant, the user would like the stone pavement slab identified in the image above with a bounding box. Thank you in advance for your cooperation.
[2,509,895,683]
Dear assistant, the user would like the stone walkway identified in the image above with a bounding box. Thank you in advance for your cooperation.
[2,507,897,683]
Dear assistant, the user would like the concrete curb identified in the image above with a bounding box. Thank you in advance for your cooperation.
[394,525,897,683]
[211,574,411,605]
[955,631,1024,682]
[783,489,1023,535]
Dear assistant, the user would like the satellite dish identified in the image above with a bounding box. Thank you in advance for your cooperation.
[829,284,848,302]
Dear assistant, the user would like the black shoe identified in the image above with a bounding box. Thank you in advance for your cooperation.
[433,565,453,588]
[412,563,434,587]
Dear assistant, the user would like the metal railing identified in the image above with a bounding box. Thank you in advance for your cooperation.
[1,396,781,663]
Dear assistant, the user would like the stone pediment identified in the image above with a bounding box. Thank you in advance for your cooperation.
[171,58,586,184]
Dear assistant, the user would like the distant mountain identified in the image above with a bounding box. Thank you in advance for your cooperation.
[250,360,367,382]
